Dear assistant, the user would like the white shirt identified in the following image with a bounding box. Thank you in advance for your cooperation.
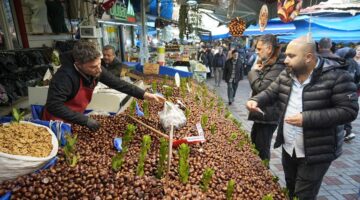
[283,59,320,158]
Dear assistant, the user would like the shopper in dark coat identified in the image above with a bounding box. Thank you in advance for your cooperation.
[223,50,244,105]
[247,34,285,161]
[318,37,339,58]
[247,36,359,200]
[336,47,360,141]
[317,37,339,59]
[206,48,214,77]
[101,45,123,77]
[212,47,227,87]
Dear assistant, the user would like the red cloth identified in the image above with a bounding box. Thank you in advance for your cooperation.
[42,78,94,122]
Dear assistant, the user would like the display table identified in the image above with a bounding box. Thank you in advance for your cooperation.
[28,81,145,113]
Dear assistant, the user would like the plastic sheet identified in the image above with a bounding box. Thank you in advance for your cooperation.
[158,101,186,131]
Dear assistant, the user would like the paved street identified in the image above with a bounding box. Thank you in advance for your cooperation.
[206,77,360,200]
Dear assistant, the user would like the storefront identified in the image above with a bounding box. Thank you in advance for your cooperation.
[0,0,74,110]
[0,0,22,50]
[99,0,137,62]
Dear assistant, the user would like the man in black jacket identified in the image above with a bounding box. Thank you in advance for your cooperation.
[318,37,339,59]
[223,50,244,105]
[247,34,285,161]
[101,45,122,77]
[336,47,360,141]
[212,47,227,87]
[42,41,165,131]
[206,48,214,77]
[246,36,359,200]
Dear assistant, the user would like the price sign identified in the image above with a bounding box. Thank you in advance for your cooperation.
[144,63,160,75]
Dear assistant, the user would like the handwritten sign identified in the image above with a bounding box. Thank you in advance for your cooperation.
[144,63,160,75]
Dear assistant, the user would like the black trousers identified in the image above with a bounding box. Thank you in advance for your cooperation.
[250,123,277,160]
[282,149,331,200]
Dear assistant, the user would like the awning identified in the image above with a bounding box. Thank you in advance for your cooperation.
[200,33,230,41]
[243,23,296,36]
[149,0,174,20]
[277,14,360,43]
[301,0,360,15]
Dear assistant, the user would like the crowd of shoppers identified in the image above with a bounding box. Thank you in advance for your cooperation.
[201,35,360,200]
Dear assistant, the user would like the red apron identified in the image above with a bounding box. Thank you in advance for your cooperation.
[42,78,94,122]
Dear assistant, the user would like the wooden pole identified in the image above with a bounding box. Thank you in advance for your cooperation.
[167,125,174,174]
[127,115,169,139]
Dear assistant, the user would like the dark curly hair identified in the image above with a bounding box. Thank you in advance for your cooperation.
[72,40,101,64]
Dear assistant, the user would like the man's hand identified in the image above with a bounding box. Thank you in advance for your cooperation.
[144,92,166,103]
[86,118,101,131]
[246,100,260,112]
[284,113,303,127]
[253,63,263,71]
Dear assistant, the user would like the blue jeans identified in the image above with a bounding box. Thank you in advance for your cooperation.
[227,81,239,103]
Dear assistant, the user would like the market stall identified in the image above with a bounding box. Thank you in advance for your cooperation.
[0,74,286,199]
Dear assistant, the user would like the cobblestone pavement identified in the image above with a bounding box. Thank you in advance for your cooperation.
[206,77,360,200]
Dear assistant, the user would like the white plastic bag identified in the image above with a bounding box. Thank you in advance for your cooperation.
[0,121,58,183]
[159,101,186,132]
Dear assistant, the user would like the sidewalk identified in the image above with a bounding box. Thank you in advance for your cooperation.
[206,77,360,200]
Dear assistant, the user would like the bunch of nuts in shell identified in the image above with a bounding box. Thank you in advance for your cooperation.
[0,77,286,199]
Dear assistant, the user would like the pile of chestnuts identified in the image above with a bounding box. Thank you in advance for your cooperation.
[0,77,286,199]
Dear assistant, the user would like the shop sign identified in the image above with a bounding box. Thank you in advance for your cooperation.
[165,44,180,52]
[110,2,127,21]
[106,26,117,33]
[109,0,136,22]
[127,0,136,23]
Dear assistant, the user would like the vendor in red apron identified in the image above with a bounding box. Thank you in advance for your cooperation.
[42,40,165,131]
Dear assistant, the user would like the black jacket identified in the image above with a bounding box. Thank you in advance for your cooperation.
[251,57,359,164]
[45,52,145,125]
[199,52,208,66]
[247,52,286,124]
[206,51,214,68]
[246,53,257,69]
[101,57,122,77]
[212,53,226,68]
[318,49,339,59]
[336,47,360,88]
[223,58,244,83]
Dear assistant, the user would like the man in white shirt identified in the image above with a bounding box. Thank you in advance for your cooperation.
[246,36,359,200]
